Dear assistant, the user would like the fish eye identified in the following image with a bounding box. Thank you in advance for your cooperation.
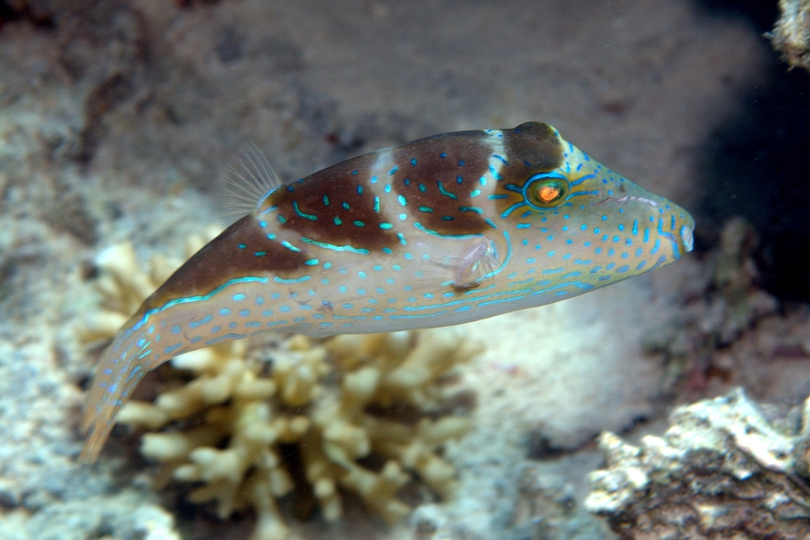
[525,174,570,209]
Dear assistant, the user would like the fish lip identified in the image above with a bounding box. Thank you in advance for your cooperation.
[680,223,695,253]
[679,208,696,253]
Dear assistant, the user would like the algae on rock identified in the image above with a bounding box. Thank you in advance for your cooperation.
[77,238,479,540]
[587,388,810,539]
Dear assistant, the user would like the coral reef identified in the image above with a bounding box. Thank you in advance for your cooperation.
[77,239,478,540]
[121,330,475,540]
[771,0,810,72]
[586,388,810,539]
[642,218,780,397]
[0,1,778,539]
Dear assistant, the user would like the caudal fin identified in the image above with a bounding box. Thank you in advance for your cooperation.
[79,327,152,463]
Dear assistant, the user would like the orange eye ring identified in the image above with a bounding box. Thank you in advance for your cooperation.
[525,173,570,209]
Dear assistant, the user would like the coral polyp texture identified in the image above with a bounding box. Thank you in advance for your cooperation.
[586,388,810,540]
[77,239,479,540]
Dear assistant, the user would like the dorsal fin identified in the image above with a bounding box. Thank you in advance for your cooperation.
[219,141,283,218]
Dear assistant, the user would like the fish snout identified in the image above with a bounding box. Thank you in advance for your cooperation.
[680,216,695,253]
[614,190,695,265]
[675,204,695,253]
[663,205,695,261]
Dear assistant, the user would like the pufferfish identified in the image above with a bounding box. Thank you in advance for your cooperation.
[80,121,694,462]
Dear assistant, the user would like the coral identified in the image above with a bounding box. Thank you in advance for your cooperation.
[78,239,479,540]
[771,0,810,72]
[586,388,810,539]
[642,218,779,396]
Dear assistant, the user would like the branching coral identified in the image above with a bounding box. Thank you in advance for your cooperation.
[77,238,479,540]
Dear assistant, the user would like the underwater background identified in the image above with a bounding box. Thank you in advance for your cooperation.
[2,1,810,539]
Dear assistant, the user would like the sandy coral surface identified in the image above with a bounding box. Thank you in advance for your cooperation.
[1,1,800,539]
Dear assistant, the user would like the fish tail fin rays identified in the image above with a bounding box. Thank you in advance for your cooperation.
[79,327,153,463]
[219,141,283,219]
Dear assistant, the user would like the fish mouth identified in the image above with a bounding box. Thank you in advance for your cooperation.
[680,222,695,253]
[677,208,696,254]
[661,209,695,260]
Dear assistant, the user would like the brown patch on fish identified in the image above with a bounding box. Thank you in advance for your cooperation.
[267,153,398,251]
[139,215,308,313]
[389,132,491,235]
[503,122,563,173]
[490,122,564,216]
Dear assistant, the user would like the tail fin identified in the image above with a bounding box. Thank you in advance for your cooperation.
[79,327,152,463]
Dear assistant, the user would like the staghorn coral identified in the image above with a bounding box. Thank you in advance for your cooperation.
[77,238,479,540]
[586,388,810,539]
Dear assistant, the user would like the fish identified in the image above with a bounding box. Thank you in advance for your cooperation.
[79,121,695,462]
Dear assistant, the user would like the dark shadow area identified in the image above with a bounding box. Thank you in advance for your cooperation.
[699,61,810,301]
[0,0,54,30]
[698,0,779,32]
[693,1,810,301]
